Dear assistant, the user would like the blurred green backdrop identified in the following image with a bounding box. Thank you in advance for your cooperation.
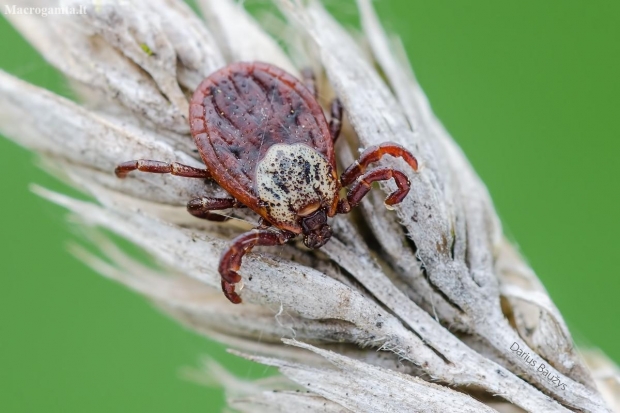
[1,1,618,412]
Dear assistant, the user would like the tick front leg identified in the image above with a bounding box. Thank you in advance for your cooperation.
[219,229,295,304]
[345,168,410,209]
[186,197,246,222]
[329,98,343,142]
[115,160,211,179]
[340,143,418,186]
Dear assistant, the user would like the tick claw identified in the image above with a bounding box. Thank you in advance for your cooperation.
[222,280,242,304]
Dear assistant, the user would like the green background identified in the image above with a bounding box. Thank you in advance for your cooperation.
[1,1,618,411]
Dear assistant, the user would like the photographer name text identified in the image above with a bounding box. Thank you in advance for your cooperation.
[511,342,567,390]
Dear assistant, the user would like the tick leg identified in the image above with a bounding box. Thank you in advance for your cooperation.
[329,98,343,142]
[257,218,273,229]
[186,197,246,222]
[219,229,295,304]
[340,143,418,187]
[115,160,211,179]
[336,198,351,214]
[345,168,410,209]
[301,67,317,98]
[301,68,342,143]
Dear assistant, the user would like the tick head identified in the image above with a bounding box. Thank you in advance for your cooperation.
[301,208,332,249]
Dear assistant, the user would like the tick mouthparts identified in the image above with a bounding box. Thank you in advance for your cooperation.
[303,224,333,249]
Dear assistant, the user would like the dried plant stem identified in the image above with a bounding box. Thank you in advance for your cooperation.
[0,0,616,412]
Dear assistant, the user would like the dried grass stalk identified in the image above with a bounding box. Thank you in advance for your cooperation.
[0,0,617,412]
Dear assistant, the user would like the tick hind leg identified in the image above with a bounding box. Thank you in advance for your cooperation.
[219,229,295,304]
[301,67,317,98]
[301,67,343,143]
[187,197,246,222]
[340,143,418,186]
[115,159,211,179]
[329,98,343,142]
[346,168,411,208]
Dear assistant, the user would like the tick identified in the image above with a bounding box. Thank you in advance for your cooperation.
[115,61,418,304]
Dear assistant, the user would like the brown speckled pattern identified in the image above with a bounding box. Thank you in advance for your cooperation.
[256,143,338,231]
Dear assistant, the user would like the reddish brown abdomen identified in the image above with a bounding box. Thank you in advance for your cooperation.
[189,62,335,216]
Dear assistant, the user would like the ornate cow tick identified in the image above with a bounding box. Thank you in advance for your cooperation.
[115,61,418,304]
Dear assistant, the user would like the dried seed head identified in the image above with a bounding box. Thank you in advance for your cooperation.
[0,0,615,412]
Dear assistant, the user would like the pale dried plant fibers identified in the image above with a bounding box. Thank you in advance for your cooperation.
[1,0,618,412]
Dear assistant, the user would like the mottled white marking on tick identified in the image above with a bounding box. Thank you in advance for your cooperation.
[256,144,337,227]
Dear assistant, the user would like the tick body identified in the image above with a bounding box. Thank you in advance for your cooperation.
[189,62,339,234]
[116,61,418,304]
